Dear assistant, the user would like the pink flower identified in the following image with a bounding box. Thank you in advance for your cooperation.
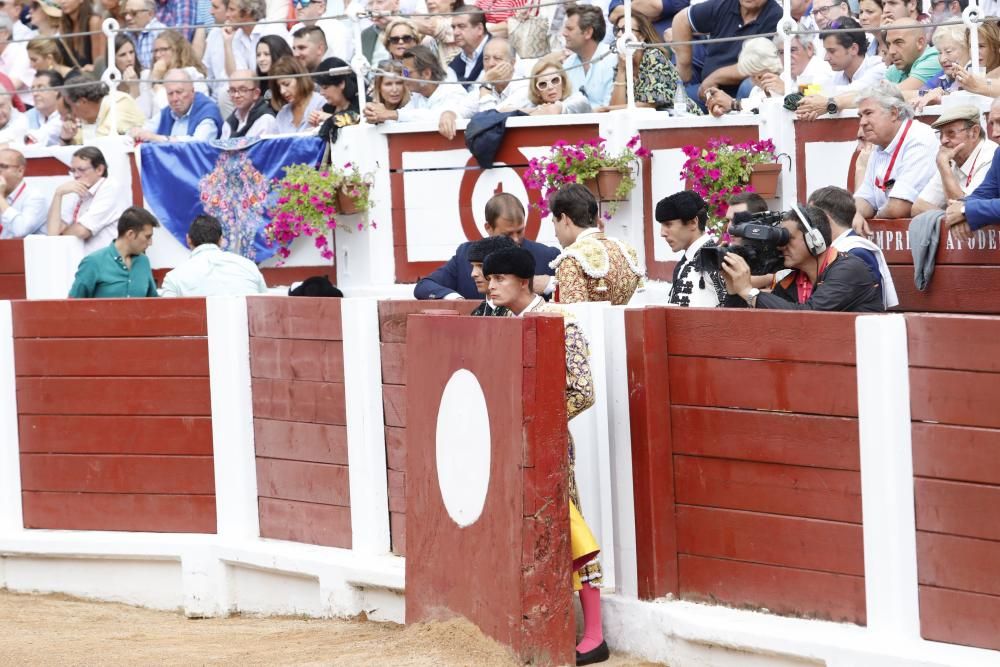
[708,169,721,180]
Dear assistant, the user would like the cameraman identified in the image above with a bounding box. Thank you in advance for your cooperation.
[721,205,886,312]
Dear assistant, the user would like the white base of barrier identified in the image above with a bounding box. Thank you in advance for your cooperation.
[602,594,1000,667]
[0,531,405,622]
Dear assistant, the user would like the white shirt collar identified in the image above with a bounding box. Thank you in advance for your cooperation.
[877,120,910,154]
[515,294,545,316]
[684,233,711,261]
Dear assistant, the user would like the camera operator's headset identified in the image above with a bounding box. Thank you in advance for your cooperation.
[790,203,827,257]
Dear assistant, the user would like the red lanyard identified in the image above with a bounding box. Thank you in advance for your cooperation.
[965,145,983,188]
[8,182,25,206]
[875,119,912,191]
[71,180,104,224]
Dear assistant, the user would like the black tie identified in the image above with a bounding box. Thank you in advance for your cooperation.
[672,255,687,284]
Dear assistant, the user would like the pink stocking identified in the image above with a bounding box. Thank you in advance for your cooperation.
[576,582,603,654]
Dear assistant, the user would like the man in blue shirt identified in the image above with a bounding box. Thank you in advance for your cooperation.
[414,193,560,300]
[562,5,617,108]
[69,207,160,298]
[945,97,1000,239]
[672,0,783,103]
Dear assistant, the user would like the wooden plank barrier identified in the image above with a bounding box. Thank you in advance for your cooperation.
[867,219,1000,314]
[626,307,866,623]
[907,313,1000,651]
[377,299,477,555]
[0,239,26,300]
[12,298,216,532]
[405,312,573,665]
[247,296,351,549]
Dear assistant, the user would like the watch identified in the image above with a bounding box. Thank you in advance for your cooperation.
[826,98,838,115]
[745,287,760,307]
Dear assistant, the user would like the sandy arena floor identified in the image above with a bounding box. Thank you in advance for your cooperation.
[0,591,662,666]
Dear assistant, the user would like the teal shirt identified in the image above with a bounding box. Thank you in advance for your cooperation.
[886,47,942,84]
[68,241,158,299]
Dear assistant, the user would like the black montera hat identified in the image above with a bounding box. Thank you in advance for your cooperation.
[655,191,707,223]
[482,247,535,280]
[468,234,518,263]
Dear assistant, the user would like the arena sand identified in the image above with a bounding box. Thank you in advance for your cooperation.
[0,591,662,666]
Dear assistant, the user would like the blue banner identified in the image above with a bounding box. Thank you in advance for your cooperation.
[140,136,326,263]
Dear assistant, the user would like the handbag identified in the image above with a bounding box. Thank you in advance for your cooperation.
[508,3,553,59]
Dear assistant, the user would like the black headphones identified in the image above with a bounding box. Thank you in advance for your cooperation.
[790,203,827,257]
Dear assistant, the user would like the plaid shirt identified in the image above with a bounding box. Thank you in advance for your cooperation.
[155,0,201,40]
[133,18,168,70]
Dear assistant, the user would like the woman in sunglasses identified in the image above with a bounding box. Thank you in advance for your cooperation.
[605,13,700,114]
[381,19,427,62]
[524,55,590,115]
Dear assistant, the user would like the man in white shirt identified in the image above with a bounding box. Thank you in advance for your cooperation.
[0,95,27,144]
[656,191,727,308]
[365,45,466,124]
[46,147,126,256]
[912,105,998,215]
[0,148,48,239]
[221,70,277,138]
[444,38,529,139]
[562,5,616,108]
[795,18,886,121]
[0,15,32,103]
[854,82,938,227]
[2,1,34,42]
[161,215,268,296]
[223,0,289,77]
[772,25,832,90]
[25,70,62,146]
[289,0,353,63]
[811,0,849,30]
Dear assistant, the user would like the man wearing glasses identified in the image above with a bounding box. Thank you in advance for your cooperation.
[221,69,276,138]
[123,0,167,70]
[46,147,126,256]
[811,0,849,30]
[0,148,48,239]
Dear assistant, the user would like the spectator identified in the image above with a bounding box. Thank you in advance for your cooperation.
[369,59,411,113]
[146,29,211,115]
[59,73,146,144]
[223,0,286,78]
[201,0,231,113]
[0,93,28,143]
[930,0,967,21]
[523,55,591,115]
[461,38,529,113]
[124,0,166,69]
[476,0,528,36]
[562,5,615,108]
[26,38,74,79]
[812,0,849,30]
[656,191,726,307]
[550,184,643,305]
[794,18,887,121]
[672,0,782,103]
[161,215,268,297]
[723,191,768,231]
[722,205,885,312]
[47,147,126,255]
[293,25,329,73]
[914,24,969,107]
[221,69,276,138]
[0,15,32,100]
[68,207,159,299]
[0,148,48,239]
[884,23,941,92]
[361,0,398,65]
[366,45,466,124]
[606,12,698,113]
[97,0,126,26]
[25,70,64,146]
[270,56,326,133]
[60,0,104,67]
[449,8,490,88]
[413,192,559,300]
[858,0,884,56]
[770,24,833,92]
[706,38,781,116]
[381,18,424,65]
[950,19,1000,98]
[309,57,361,137]
[944,97,1000,240]
[413,0,460,64]
[853,82,937,224]
[256,34,294,109]
[1,0,33,41]
[112,34,147,111]
[467,234,518,316]
[289,0,353,63]
[809,185,898,309]
[155,0,202,41]
[881,0,926,23]
[912,105,997,215]
[133,69,223,142]
[29,0,62,42]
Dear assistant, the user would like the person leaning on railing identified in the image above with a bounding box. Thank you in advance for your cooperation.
[521,55,591,115]
[944,97,1000,242]
[705,37,782,116]
[59,73,146,144]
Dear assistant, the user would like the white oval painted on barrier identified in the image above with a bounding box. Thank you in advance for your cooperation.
[435,369,491,527]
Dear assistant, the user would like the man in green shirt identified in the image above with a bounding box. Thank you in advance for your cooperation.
[884,24,941,92]
[68,207,160,298]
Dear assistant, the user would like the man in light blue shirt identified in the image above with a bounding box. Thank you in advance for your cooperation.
[161,215,268,297]
[562,5,616,108]
[0,148,48,239]
[132,70,223,143]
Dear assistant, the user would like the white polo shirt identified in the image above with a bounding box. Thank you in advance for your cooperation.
[916,139,998,209]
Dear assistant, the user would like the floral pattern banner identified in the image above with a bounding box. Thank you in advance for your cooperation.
[139,136,326,263]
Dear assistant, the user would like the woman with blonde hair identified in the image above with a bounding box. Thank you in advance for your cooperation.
[26,38,74,78]
[705,37,782,116]
[372,60,411,110]
[140,29,209,118]
[913,25,970,109]
[381,18,434,62]
[952,20,1000,97]
[270,56,326,134]
[523,56,590,115]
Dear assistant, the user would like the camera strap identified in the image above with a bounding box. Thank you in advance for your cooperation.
[875,119,912,192]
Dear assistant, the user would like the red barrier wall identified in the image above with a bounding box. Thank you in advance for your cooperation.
[907,313,1000,651]
[13,299,216,532]
[247,297,351,549]
[626,307,865,623]
[0,240,25,300]
[377,299,476,555]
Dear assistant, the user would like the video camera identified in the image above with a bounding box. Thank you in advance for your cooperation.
[701,210,791,276]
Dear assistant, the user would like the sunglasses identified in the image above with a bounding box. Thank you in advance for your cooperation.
[535,74,562,91]
[388,34,416,44]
